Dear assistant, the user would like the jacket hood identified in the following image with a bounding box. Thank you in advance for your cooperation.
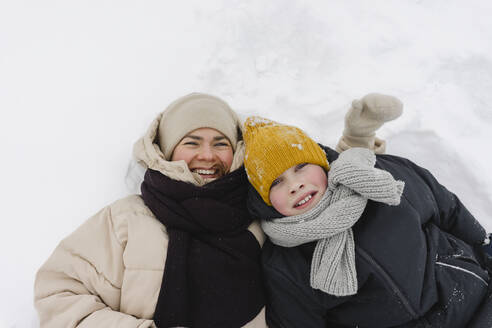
[133,111,245,186]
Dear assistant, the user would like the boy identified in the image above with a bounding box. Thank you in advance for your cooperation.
[243,116,492,328]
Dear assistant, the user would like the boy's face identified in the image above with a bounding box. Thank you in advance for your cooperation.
[269,163,328,216]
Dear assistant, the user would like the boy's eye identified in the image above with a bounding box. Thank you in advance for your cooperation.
[295,163,308,171]
[270,178,281,189]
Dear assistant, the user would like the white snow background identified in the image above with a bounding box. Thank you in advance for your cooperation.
[2,0,492,327]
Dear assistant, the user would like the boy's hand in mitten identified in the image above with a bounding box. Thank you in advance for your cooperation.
[336,93,403,154]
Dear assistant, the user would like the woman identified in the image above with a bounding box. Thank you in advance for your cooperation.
[34,92,397,327]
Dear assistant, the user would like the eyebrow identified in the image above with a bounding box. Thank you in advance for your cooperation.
[183,135,228,141]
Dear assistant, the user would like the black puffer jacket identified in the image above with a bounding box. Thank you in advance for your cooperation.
[248,146,490,328]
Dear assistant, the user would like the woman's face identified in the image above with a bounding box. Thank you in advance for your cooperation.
[171,128,234,181]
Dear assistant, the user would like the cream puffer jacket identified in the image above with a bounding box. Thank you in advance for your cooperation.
[34,112,267,328]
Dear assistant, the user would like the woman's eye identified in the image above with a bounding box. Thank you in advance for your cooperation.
[183,141,198,146]
[214,142,230,147]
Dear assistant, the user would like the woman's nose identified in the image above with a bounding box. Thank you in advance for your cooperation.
[197,146,214,161]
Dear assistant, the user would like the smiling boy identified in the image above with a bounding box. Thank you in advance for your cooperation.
[268,163,328,216]
[243,116,492,328]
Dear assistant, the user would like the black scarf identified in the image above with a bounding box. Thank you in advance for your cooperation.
[141,167,265,328]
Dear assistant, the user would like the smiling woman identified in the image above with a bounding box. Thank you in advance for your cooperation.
[171,128,234,181]
[33,93,268,328]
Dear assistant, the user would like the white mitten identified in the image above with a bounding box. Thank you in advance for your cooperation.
[336,93,403,154]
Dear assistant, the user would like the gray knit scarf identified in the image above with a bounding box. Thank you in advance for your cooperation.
[261,148,405,296]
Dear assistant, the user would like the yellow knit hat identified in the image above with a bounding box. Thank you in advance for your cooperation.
[243,116,330,205]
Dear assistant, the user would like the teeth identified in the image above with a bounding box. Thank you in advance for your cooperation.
[194,169,216,175]
[296,194,312,207]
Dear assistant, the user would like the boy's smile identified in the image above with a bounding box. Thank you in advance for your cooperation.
[269,163,328,216]
[293,191,318,210]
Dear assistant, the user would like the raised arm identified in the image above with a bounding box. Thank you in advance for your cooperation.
[336,93,403,154]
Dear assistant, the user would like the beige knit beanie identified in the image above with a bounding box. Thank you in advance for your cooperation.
[158,93,241,159]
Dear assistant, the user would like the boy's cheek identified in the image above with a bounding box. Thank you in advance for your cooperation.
[269,190,287,214]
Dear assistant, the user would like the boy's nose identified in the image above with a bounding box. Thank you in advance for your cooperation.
[289,183,304,194]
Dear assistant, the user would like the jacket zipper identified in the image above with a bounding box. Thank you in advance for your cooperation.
[435,261,488,286]
[356,247,419,320]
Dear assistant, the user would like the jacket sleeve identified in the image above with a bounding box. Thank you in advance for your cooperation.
[34,206,156,328]
[407,159,487,245]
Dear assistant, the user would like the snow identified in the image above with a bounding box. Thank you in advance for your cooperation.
[244,116,276,127]
[2,0,492,327]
